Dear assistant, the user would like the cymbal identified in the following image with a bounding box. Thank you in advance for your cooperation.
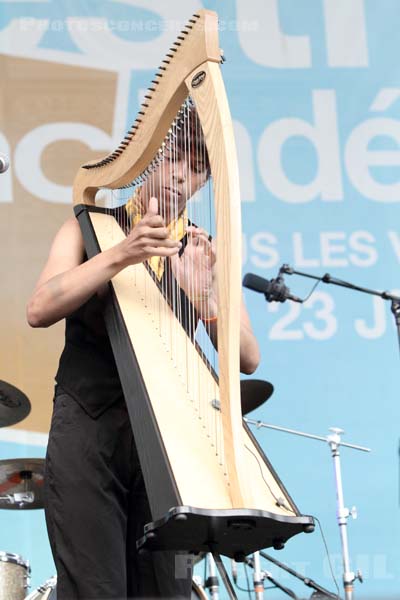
[240,379,274,416]
[0,381,31,427]
[0,458,44,509]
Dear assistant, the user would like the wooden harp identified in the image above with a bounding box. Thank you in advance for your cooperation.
[72,9,314,558]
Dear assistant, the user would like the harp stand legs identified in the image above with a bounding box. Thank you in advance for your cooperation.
[208,545,238,600]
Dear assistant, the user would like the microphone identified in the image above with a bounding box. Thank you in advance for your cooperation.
[0,154,10,174]
[243,272,303,304]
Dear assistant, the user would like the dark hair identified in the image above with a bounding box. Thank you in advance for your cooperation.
[175,107,211,178]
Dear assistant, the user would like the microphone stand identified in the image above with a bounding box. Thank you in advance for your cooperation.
[280,264,400,361]
[245,419,369,600]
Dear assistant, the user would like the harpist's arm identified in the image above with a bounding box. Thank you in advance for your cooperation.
[27,198,180,328]
[170,227,260,374]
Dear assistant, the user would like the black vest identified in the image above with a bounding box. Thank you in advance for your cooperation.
[55,292,123,418]
[55,248,198,419]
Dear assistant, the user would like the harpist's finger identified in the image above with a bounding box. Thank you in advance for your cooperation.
[146,245,181,258]
[147,196,158,216]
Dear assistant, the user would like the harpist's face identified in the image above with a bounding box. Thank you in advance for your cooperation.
[140,145,209,223]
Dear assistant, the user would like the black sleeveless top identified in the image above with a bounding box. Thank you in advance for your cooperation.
[55,244,198,419]
[55,292,124,418]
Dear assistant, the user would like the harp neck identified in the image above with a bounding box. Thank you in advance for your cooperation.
[73,10,221,205]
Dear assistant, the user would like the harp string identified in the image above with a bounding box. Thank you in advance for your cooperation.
[101,98,225,475]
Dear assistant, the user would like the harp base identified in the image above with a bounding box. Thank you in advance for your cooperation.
[137,506,315,559]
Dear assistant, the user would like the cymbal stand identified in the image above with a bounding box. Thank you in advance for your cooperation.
[245,555,299,598]
[208,545,238,600]
[205,552,220,600]
[245,419,370,600]
[253,551,264,599]
[328,428,364,600]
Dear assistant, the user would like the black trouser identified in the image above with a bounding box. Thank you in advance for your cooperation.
[44,387,193,600]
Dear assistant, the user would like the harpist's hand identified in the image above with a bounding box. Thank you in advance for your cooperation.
[120,197,181,266]
[170,227,217,319]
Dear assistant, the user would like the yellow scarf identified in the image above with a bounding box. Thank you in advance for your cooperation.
[125,190,187,280]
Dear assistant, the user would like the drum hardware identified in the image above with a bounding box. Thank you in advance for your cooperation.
[0,154,9,174]
[0,552,30,600]
[26,575,205,600]
[208,546,238,600]
[245,419,370,600]
[257,550,339,599]
[252,551,264,600]
[23,576,57,600]
[0,459,44,509]
[205,553,219,599]
[0,381,31,428]
[0,492,34,507]
[243,552,340,599]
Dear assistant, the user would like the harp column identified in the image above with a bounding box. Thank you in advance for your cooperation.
[186,61,251,508]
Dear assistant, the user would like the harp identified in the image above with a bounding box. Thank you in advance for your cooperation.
[72,9,314,560]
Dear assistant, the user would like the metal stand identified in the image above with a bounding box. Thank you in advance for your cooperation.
[209,546,238,600]
[279,264,400,363]
[391,300,400,357]
[258,550,338,599]
[328,429,363,600]
[205,553,220,600]
[245,419,370,600]
[252,551,264,599]
[245,555,299,599]
[0,492,34,506]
